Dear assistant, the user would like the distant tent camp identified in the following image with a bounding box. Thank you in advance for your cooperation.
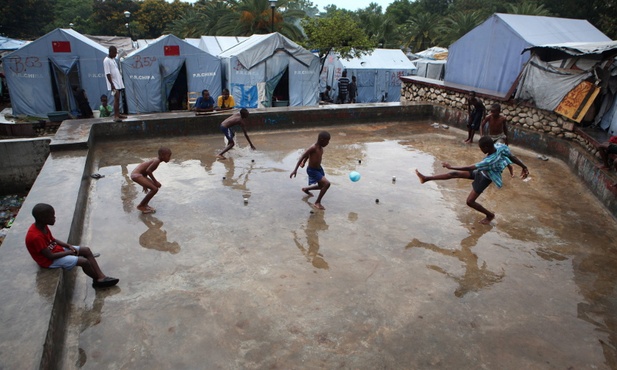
[85,35,135,58]
[2,28,108,117]
[322,49,417,103]
[219,33,319,108]
[121,34,221,113]
[445,14,611,96]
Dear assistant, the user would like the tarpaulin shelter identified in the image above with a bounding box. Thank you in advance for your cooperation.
[0,36,29,52]
[413,59,446,81]
[515,41,617,133]
[121,34,221,113]
[219,33,319,108]
[445,14,611,97]
[2,28,109,117]
[321,49,417,103]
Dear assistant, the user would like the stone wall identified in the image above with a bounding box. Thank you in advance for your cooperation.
[400,79,603,158]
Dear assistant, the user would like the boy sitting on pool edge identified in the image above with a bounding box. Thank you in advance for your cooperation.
[25,203,119,288]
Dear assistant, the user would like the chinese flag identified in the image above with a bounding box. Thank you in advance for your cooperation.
[164,45,180,56]
[52,41,71,53]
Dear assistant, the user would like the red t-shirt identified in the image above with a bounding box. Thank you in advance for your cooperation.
[25,224,64,268]
[609,136,617,144]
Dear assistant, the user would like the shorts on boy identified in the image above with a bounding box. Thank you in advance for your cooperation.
[469,170,492,194]
[307,166,325,185]
[49,245,81,270]
[220,125,235,142]
[468,111,483,130]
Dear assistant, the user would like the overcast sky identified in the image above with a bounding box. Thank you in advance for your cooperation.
[310,0,393,11]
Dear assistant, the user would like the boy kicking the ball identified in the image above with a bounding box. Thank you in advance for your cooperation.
[131,147,172,214]
[290,131,331,210]
[415,136,528,224]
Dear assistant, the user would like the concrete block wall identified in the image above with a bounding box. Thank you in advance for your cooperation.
[0,138,50,194]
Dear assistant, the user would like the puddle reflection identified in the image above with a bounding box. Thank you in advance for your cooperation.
[120,164,139,213]
[78,286,121,367]
[292,201,330,270]
[406,224,504,297]
[138,214,181,254]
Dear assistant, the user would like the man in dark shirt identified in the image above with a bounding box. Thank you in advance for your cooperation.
[337,70,350,104]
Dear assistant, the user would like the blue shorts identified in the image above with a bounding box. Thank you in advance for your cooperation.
[220,125,235,142]
[470,170,492,194]
[307,166,325,185]
[49,245,81,270]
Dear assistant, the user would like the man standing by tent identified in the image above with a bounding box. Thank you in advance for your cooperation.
[337,70,350,104]
[103,46,126,122]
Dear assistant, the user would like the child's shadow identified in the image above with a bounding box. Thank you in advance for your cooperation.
[405,224,504,297]
[292,199,330,270]
[138,214,181,254]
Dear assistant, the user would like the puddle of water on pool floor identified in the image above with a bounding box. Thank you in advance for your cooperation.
[65,121,617,369]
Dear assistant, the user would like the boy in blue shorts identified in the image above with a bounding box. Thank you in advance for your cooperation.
[290,131,331,210]
[415,136,529,224]
[217,108,255,159]
[25,203,119,288]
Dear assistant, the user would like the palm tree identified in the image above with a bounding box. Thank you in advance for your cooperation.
[506,1,552,16]
[166,2,231,38]
[436,11,484,47]
[357,4,398,48]
[215,0,305,40]
[402,12,439,53]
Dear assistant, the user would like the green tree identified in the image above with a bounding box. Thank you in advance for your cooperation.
[214,0,305,39]
[89,0,139,36]
[506,1,552,15]
[357,4,398,48]
[436,11,484,47]
[41,0,94,34]
[300,11,375,72]
[401,12,439,52]
[0,0,55,39]
[135,0,189,39]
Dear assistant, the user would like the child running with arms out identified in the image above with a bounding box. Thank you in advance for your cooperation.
[131,147,172,214]
[415,136,529,224]
[25,203,119,288]
[290,131,331,210]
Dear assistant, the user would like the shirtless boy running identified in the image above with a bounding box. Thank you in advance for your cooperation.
[290,131,331,210]
[131,147,172,214]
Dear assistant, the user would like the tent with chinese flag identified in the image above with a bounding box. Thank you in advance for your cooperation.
[121,34,221,113]
[1,28,108,117]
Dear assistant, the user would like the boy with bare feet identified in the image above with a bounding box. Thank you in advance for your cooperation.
[290,131,331,210]
[131,147,172,214]
[26,203,119,288]
[415,136,529,224]
[464,91,485,144]
[216,108,255,160]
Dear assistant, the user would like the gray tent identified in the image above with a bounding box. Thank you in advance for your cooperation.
[121,34,221,113]
[219,33,319,108]
[445,14,611,96]
[2,28,108,117]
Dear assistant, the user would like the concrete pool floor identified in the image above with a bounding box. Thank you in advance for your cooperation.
[60,121,617,369]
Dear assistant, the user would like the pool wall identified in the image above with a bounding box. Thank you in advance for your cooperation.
[0,102,615,369]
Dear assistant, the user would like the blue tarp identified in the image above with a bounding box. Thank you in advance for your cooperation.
[444,14,611,96]
[2,29,108,117]
[121,34,221,113]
